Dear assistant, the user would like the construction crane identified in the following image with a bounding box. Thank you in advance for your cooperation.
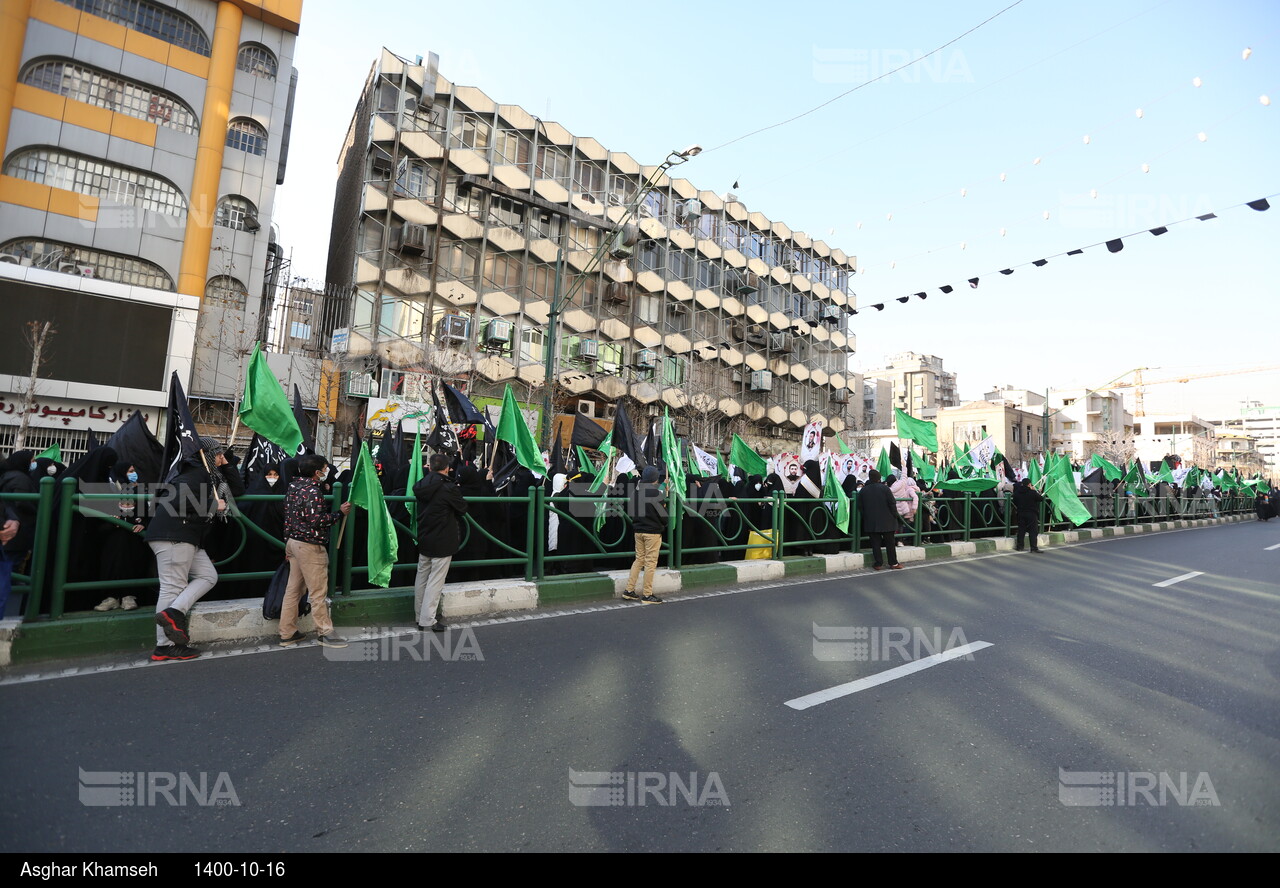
[1092,365,1280,417]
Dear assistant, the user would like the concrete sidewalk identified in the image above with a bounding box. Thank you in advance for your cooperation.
[0,514,1250,665]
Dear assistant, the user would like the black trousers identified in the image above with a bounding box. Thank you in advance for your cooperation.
[1016,516,1039,550]
[868,531,898,567]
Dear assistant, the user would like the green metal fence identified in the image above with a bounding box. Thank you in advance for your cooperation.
[0,480,1257,621]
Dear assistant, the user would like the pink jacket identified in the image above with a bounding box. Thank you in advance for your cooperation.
[891,477,920,519]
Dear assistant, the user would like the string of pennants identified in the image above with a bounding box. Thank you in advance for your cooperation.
[850,193,1275,314]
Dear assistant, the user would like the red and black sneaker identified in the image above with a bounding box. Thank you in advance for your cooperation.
[155,607,189,645]
[151,645,200,661]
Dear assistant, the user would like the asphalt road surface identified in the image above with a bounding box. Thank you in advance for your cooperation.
[2,521,1278,852]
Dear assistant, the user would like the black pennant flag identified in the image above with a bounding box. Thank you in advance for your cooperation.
[571,412,608,450]
[610,403,644,468]
[292,385,315,455]
[161,372,203,483]
[106,411,163,484]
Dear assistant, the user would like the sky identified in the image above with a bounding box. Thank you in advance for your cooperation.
[272,0,1280,420]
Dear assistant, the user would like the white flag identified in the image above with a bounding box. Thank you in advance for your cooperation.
[692,444,719,477]
[969,436,996,468]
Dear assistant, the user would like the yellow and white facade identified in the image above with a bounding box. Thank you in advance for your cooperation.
[0,0,301,455]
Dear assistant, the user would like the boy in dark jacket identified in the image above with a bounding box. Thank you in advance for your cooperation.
[279,454,352,648]
[412,453,469,631]
[146,447,224,661]
[623,465,668,603]
[1012,478,1045,552]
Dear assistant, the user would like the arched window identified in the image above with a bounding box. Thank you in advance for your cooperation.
[215,195,259,232]
[237,44,278,80]
[58,0,210,56]
[226,118,267,156]
[21,59,199,135]
[3,146,187,217]
[0,237,174,290]
[204,275,247,308]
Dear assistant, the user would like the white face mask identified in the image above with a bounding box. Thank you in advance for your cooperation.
[266,477,278,487]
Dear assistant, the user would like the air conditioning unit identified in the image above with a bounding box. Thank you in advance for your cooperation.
[608,223,639,259]
[243,212,261,233]
[399,222,430,254]
[768,426,785,438]
[635,349,657,369]
[731,370,744,384]
[785,259,802,273]
[805,307,822,325]
[745,326,767,347]
[738,272,760,294]
[605,282,630,304]
[0,252,33,266]
[578,339,599,361]
[750,370,773,392]
[484,317,513,346]
[601,403,618,420]
[728,322,748,342]
[437,314,471,342]
[674,198,702,221]
[576,399,596,418]
[821,305,842,324]
[346,372,375,397]
[831,391,850,405]
[767,332,791,353]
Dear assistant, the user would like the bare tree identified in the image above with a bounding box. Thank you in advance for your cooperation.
[13,320,55,451]
[1091,428,1136,466]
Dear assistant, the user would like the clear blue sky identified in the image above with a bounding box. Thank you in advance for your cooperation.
[274,0,1280,417]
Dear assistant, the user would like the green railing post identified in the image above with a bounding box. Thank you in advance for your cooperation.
[527,487,542,582]
[327,481,343,595]
[49,476,77,619]
[772,491,784,559]
[912,502,923,547]
[22,476,56,621]
[962,493,972,543]
[342,484,356,595]
[851,496,861,554]
[668,487,682,570]
[1003,493,1013,538]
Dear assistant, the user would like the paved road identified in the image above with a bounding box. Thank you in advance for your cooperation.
[2,521,1278,852]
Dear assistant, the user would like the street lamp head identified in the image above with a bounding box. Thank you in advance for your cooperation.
[679,144,703,158]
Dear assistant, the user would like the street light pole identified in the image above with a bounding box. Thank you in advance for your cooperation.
[539,145,702,450]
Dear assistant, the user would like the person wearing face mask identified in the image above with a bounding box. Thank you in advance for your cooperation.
[622,465,668,604]
[278,454,351,648]
[93,463,149,612]
[237,465,286,577]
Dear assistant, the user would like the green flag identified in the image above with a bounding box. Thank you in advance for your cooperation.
[406,428,423,537]
[729,434,767,477]
[35,443,61,462]
[349,441,399,588]
[876,447,892,479]
[1088,453,1124,481]
[716,450,730,478]
[895,408,938,451]
[1028,456,1043,485]
[661,409,686,505]
[686,440,703,478]
[1044,474,1093,526]
[495,384,546,475]
[1123,460,1147,494]
[835,436,853,455]
[588,441,613,494]
[1157,460,1176,485]
[238,342,305,456]
[823,456,851,533]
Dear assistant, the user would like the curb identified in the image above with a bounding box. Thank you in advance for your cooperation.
[0,514,1253,665]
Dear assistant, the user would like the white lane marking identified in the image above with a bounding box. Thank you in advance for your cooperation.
[1265,543,1280,551]
[1152,571,1204,588]
[784,641,994,710]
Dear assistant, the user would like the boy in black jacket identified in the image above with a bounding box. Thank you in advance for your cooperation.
[623,466,667,603]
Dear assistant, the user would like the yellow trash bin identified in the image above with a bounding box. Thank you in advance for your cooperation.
[745,530,774,560]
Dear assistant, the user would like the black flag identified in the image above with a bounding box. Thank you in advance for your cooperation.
[610,405,644,469]
[85,427,101,453]
[105,411,164,483]
[242,432,287,487]
[426,383,459,454]
[889,442,902,471]
[292,385,314,455]
[548,433,566,477]
[161,372,203,483]
[571,413,608,450]
[442,382,487,427]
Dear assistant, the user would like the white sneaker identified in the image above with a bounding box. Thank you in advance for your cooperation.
[121,596,138,611]
[93,597,120,612]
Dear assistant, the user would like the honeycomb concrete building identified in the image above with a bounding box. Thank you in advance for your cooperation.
[326,49,860,452]
[0,0,301,458]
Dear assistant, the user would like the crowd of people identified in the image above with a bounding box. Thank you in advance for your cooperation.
[0,433,1272,663]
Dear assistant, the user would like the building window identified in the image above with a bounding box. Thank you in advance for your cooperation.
[226,118,268,156]
[493,129,531,168]
[449,112,491,150]
[598,342,624,375]
[1,237,173,290]
[215,195,258,231]
[572,160,605,197]
[520,325,544,362]
[3,146,186,216]
[662,356,687,388]
[59,0,210,56]
[237,44,278,80]
[20,59,199,135]
[394,159,437,200]
[535,146,570,184]
[205,275,247,308]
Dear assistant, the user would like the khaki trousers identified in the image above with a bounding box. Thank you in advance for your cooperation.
[626,533,662,596]
[281,539,333,638]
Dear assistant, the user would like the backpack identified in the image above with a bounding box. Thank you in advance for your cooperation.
[261,561,310,620]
